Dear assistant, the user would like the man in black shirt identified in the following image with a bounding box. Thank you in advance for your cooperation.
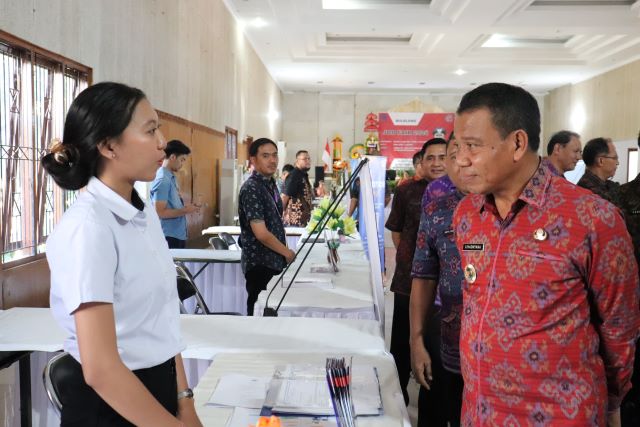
[239,138,296,315]
[282,150,313,226]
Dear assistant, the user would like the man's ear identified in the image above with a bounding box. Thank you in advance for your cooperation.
[512,129,530,161]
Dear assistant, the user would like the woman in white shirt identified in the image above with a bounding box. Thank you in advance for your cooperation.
[42,82,202,427]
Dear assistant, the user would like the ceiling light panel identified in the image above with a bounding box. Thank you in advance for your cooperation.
[529,0,635,6]
[322,0,431,10]
[326,33,413,44]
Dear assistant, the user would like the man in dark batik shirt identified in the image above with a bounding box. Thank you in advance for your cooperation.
[577,136,620,204]
[411,137,466,427]
[239,138,296,315]
[386,139,446,405]
[619,131,640,426]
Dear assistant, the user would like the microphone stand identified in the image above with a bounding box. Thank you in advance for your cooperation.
[263,158,368,317]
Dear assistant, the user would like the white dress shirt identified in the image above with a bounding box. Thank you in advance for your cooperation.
[47,177,184,370]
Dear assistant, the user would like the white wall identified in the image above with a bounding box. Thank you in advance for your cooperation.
[0,0,282,141]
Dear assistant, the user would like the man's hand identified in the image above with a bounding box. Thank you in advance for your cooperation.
[183,203,199,214]
[284,248,296,264]
[607,408,621,427]
[410,338,433,390]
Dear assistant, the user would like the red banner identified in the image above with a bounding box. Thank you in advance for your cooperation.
[377,112,454,169]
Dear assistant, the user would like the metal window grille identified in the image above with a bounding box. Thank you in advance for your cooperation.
[0,40,88,265]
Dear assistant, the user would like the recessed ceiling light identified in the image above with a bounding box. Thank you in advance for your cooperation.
[454,69,467,76]
[250,17,268,28]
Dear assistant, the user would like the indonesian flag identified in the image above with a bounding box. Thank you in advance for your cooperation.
[322,139,332,172]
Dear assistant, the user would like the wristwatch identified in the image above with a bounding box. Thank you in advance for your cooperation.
[177,388,194,400]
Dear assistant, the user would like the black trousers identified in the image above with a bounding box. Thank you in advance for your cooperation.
[390,292,411,404]
[622,338,640,426]
[165,236,186,249]
[61,357,177,427]
[245,265,280,316]
[417,307,463,427]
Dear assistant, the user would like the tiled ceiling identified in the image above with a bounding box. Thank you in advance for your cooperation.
[223,0,640,93]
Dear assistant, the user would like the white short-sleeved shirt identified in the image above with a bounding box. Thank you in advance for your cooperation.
[47,177,184,370]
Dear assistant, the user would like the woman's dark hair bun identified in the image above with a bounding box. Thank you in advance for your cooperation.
[41,82,146,191]
[42,140,85,190]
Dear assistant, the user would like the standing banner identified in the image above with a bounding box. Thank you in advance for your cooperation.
[353,158,386,331]
[377,112,454,169]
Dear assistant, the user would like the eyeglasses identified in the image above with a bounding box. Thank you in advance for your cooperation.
[600,155,619,161]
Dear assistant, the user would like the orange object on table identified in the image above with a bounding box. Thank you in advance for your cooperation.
[251,415,281,427]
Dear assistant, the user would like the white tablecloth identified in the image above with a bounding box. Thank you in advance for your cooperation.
[0,308,387,427]
[171,248,246,315]
[255,239,378,320]
[194,352,410,427]
[202,226,304,249]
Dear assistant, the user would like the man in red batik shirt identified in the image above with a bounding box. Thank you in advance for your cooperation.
[452,82,640,427]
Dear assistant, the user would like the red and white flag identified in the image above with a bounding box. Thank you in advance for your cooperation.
[322,139,332,172]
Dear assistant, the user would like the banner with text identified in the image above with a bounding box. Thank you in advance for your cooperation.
[377,112,454,169]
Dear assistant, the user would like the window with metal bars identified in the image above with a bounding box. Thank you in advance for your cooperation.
[0,33,90,266]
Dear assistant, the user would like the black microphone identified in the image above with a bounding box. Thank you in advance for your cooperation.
[262,158,369,316]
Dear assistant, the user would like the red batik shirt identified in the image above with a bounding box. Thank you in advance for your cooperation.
[453,162,640,426]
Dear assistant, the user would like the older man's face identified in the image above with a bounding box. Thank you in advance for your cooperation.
[454,108,516,195]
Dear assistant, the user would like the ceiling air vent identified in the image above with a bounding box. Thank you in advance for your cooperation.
[326,33,413,44]
[482,34,572,48]
[530,0,635,6]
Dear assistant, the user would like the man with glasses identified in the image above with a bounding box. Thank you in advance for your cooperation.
[282,150,313,226]
[577,137,620,203]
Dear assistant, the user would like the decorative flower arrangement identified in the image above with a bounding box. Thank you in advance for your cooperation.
[306,197,357,242]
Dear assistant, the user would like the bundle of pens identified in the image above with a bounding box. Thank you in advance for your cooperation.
[325,357,356,427]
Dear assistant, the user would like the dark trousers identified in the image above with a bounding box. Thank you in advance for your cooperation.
[245,265,279,316]
[165,236,186,249]
[418,307,463,427]
[622,339,640,426]
[390,292,411,404]
[61,357,177,427]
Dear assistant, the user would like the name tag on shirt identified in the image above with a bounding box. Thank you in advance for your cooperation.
[463,243,484,251]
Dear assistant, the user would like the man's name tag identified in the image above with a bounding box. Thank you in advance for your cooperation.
[463,243,484,251]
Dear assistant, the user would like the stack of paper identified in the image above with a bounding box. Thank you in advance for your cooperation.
[280,276,334,289]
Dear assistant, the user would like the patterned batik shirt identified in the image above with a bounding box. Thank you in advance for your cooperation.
[422,175,456,210]
[541,157,562,177]
[617,174,640,267]
[385,178,429,296]
[453,162,640,426]
[412,189,465,373]
[239,172,287,275]
[577,169,620,205]
[283,167,313,227]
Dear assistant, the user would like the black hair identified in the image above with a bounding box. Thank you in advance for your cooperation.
[420,137,447,154]
[295,150,309,158]
[282,163,294,174]
[582,137,611,167]
[412,151,423,167]
[249,138,277,157]
[164,139,191,158]
[42,82,146,190]
[457,82,541,152]
[546,130,580,156]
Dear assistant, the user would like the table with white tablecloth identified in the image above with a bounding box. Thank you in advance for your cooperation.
[202,225,305,249]
[255,238,380,321]
[171,248,246,315]
[194,352,410,427]
[0,308,389,427]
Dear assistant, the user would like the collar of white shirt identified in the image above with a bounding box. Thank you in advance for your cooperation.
[87,177,144,223]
